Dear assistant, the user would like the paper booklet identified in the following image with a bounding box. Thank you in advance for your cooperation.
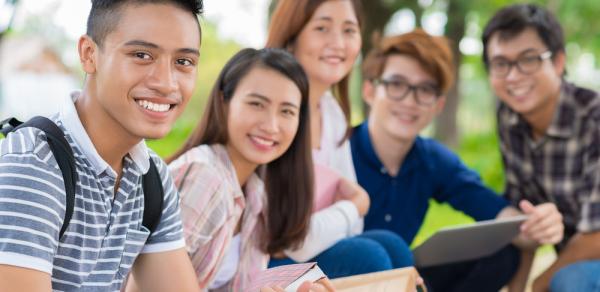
[248,262,326,292]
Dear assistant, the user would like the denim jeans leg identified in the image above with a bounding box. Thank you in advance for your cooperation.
[550,260,600,292]
[268,235,394,279]
[312,236,394,278]
[358,229,414,268]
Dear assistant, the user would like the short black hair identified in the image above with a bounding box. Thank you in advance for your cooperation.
[86,0,203,48]
[482,3,564,68]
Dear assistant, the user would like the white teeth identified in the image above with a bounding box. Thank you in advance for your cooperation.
[252,136,275,146]
[322,56,343,63]
[396,113,417,122]
[137,100,171,112]
[508,86,532,96]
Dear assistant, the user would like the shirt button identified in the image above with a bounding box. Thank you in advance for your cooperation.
[385,214,392,222]
[380,167,387,174]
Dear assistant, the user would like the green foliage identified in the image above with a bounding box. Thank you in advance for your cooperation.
[179,20,241,125]
[147,122,195,158]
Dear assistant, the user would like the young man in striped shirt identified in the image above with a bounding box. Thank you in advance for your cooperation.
[0,0,202,290]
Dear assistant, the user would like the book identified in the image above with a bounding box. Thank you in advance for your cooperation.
[248,262,326,292]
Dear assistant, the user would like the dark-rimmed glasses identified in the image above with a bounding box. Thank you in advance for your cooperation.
[489,51,552,78]
[372,78,441,106]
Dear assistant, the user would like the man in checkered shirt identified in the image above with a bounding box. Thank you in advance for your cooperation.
[483,4,600,292]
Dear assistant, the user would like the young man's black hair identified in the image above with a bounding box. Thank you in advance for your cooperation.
[481,3,564,68]
[87,0,203,47]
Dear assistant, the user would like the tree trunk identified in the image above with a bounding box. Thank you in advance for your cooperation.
[359,0,422,116]
[433,0,466,148]
[360,0,395,57]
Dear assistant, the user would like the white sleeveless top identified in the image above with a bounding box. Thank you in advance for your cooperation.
[209,234,242,289]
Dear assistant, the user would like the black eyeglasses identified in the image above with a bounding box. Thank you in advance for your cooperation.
[489,51,552,78]
[372,78,440,106]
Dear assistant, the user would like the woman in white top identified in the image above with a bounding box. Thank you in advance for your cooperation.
[266,0,414,278]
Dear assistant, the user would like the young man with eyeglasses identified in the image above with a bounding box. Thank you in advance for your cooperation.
[484,4,600,292]
[350,29,564,292]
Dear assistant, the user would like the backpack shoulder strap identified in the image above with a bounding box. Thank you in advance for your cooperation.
[3,116,77,240]
[142,158,164,234]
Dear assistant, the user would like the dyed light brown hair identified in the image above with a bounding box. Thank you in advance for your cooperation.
[266,0,364,142]
[362,29,455,95]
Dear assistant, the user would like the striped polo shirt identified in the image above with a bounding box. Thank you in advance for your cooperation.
[0,93,185,291]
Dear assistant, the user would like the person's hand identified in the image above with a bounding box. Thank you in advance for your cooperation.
[334,178,370,216]
[260,278,336,292]
[297,278,336,292]
[519,200,564,245]
[414,276,425,292]
[260,286,285,292]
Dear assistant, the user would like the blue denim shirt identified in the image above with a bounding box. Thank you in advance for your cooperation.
[350,122,508,244]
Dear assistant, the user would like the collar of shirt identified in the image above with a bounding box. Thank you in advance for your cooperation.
[354,121,432,176]
[212,144,265,218]
[504,82,577,139]
[59,91,150,177]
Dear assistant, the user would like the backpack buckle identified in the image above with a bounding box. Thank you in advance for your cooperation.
[0,117,23,136]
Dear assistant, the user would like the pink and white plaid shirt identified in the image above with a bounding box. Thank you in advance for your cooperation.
[169,144,269,291]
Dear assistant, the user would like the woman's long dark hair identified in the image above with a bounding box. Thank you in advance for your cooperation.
[168,48,314,254]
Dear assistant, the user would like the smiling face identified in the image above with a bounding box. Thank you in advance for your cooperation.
[225,66,302,173]
[79,2,200,141]
[291,0,361,90]
[487,27,564,118]
[364,54,445,143]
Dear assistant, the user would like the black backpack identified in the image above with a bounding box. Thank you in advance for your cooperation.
[0,116,164,239]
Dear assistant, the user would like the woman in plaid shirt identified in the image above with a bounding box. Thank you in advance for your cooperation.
[167,48,320,291]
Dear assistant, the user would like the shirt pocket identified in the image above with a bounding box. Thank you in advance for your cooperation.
[117,227,150,278]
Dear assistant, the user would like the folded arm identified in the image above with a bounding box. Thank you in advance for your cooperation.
[126,248,200,292]
[0,265,52,292]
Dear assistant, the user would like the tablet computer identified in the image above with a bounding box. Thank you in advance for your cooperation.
[413,215,527,268]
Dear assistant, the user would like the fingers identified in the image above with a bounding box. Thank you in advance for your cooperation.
[297,281,313,292]
[519,200,536,215]
[520,200,552,231]
[315,278,336,291]
[296,278,336,292]
[519,201,564,244]
[416,276,424,286]
[412,277,425,292]
[261,286,285,292]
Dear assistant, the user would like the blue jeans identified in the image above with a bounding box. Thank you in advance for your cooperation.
[417,244,520,292]
[550,260,600,292]
[269,229,414,279]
